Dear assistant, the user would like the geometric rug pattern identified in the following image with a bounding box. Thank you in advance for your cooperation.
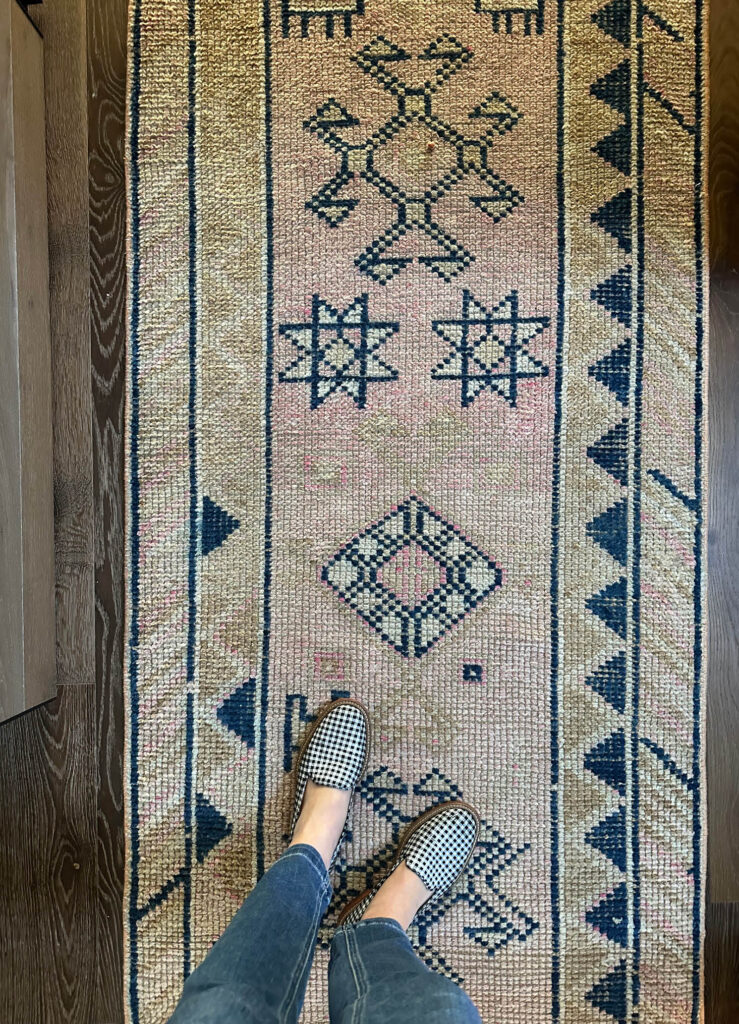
[125,1,707,1020]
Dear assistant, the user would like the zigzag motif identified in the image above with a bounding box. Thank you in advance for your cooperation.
[586,651,627,714]
[592,189,632,253]
[589,337,631,406]
[586,882,628,947]
[592,266,632,328]
[586,805,627,872]
[587,499,628,566]
[586,959,628,1024]
[585,729,626,795]
[590,60,631,176]
[584,13,698,1021]
[583,6,636,1014]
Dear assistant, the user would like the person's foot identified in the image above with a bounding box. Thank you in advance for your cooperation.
[288,698,370,870]
[361,861,431,930]
[337,801,480,929]
[289,780,352,870]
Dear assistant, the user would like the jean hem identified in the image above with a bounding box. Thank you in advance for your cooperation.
[279,843,332,899]
[335,916,408,939]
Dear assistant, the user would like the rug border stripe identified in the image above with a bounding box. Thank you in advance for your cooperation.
[182,0,199,982]
[631,0,646,1011]
[691,0,707,1019]
[126,0,143,1016]
[549,1,565,1019]
[256,0,277,883]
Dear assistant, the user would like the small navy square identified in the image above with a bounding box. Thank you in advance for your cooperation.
[462,662,484,683]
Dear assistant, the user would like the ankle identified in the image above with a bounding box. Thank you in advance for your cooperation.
[289,781,351,870]
[361,862,431,931]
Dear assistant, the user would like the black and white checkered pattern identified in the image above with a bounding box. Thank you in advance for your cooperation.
[339,801,480,927]
[290,698,369,867]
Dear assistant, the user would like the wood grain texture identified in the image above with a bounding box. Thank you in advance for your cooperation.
[0,687,97,1022]
[0,1,56,719]
[706,902,739,1024]
[0,0,99,1015]
[709,0,739,271]
[707,273,739,902]
[88,0,128,1016]
[12,1,57,713]
[706,2,739,1020]
[35,0,96,689]
[0,0,124,1019]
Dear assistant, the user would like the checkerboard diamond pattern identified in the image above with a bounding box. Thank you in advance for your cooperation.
[321,496,503,657]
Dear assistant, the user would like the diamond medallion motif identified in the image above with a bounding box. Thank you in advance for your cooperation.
[321,496,503,657]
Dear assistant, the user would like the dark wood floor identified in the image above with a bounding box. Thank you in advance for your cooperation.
[0,1,735,1021]
[706,1,739,1021]
[0,0,126,1020]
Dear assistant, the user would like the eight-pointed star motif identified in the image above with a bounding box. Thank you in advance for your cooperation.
[431,289,550,408]
[279,293,399,409]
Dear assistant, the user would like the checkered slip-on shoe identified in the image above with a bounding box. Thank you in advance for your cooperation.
[290,697,370,868]
[337,800,480,927]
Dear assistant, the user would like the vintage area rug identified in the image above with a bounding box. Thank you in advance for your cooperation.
[125,1,707,1021]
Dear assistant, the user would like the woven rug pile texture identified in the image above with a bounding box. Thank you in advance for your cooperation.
[125,1,707,1020]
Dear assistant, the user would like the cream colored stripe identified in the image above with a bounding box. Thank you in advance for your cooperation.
[124,0,193,1020]
[190,0,268,973]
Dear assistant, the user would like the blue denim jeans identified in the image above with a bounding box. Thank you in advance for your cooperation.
[168,843,482,1023]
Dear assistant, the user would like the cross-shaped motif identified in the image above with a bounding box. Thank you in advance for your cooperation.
[278,293,399,409]
[305,35,524,283]
[317,767,538,982]
[431,289,550,408]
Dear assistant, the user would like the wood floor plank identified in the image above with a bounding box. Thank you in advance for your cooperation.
[707,274,739,903]
[87,0,128,1017]
[0,688,97,1022]
[35,0,96,690]
[706,4,739,1021]
[705,902,739,1024]
[709,0,739,271]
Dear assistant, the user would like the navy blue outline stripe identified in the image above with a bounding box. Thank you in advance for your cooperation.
[127,0,143,1017]
[257,0,276,880]
[549,1,565,1018]
[691,1,705,1020]
[182,0,199,981]
[646,468,699,511]
[631,1,645,1014]
[640,737,695,791]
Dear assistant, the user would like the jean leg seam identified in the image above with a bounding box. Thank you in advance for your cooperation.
[344,926,368,1024]
[278,884,328,1020]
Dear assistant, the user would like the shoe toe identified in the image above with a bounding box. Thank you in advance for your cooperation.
[304,701,368,790]
[404,803,479,894]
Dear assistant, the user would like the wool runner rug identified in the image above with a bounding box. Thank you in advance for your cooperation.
[124,1,707,1021]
